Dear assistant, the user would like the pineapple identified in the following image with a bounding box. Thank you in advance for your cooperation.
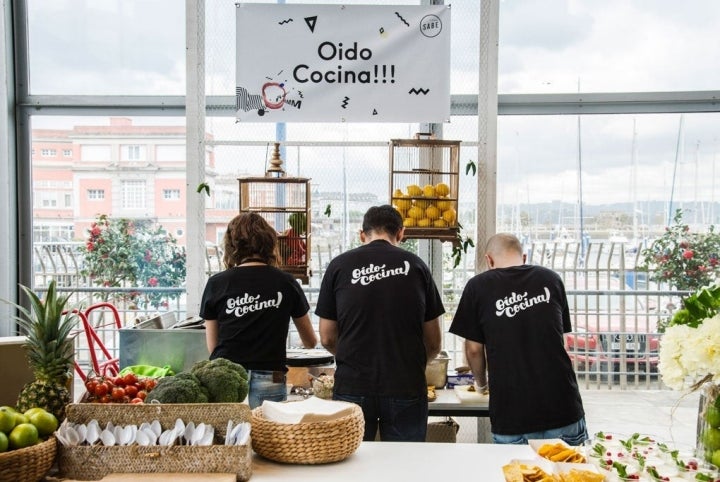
[13,280,78,422]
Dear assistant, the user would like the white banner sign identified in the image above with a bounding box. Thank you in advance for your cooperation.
[236,4,451,123]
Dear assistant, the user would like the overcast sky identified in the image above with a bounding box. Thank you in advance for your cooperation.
[27,0,720,216]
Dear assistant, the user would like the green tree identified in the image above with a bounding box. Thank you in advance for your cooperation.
[82,214,186,309]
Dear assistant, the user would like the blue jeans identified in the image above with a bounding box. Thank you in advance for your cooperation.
[333,392,428,442]
[248,370,287,409]
[492,417,588,445]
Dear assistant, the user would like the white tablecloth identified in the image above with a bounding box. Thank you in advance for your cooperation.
[250,441,535,481]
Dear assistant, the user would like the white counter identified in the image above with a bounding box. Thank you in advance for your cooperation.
[250,441,534,481]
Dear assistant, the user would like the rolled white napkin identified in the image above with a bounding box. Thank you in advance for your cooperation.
[261,397,356,424]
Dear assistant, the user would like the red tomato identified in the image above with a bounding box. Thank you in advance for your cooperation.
[99,394,112,404]
[94,381,110,397]
[136,390,147,401]
[85,379,99,394]
[122,373,138,386]
[112,376,126,387]
[136,380,146,390]
[124,385,139,398]
[111,387,126,400]
[130,398,144,404]
[145,378,158,390]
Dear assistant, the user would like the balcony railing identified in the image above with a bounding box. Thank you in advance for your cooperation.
[29,240,688,389]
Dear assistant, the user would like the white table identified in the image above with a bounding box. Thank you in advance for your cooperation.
[428,388,492,443]
[250,441,534,481]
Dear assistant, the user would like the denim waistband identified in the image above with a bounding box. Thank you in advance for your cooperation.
[249,370,285,382]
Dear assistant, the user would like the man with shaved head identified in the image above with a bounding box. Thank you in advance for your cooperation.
[449,233,587,445]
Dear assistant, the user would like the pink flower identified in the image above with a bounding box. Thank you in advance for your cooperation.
[148,277,158,287]
[682,249,694,259]
[86,242,94,251]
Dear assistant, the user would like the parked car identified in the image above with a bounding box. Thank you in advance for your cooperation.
[562,273,668,380]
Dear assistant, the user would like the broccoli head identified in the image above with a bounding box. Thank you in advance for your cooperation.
[190,357,249,403]
[146,372,209,404]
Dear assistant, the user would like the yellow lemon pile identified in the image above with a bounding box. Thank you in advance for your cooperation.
[392,183,456,228]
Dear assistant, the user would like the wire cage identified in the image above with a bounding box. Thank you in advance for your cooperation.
[238,143,311,284]
[389,135,461,244]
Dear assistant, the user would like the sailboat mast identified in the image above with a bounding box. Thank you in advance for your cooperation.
[668,114,684,225]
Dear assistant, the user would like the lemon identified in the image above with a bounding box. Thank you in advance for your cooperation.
[407,206,424,219]
[393,188,404,198]
[394,196,412,211]
[442,208,457,225]
[425,205,441,220]
[433,219,448,228]
[406,184,422,196]
[403,218,416,227]
[417,218,432,227]
[393,205,407,217]
[414,199,429,209]
[8,423,39,449]
[0,410,14,434]
[29,410,58,437]
[0,431,7,452]
[422,184,436,198]
[436,198,451,211]
[435,182,450,197]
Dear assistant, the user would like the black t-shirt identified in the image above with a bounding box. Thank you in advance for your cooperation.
[199,265,310,371]
[449,264,584,435]
[315,239,445,397]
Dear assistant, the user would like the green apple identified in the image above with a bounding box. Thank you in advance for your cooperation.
[707,406,720,429]
[711,449,720,468]
[702,427,720,451]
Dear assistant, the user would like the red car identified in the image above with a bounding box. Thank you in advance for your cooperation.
[562,274,665,380]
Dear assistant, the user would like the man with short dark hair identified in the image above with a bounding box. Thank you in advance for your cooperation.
[316,205,444,441]
[450,233,588,444]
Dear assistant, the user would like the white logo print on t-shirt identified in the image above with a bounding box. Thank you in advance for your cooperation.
[494,287,550,318]
[225,291,283,317]
[351,261,410,286]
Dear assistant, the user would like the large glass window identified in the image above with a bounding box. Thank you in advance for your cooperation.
[26,0,185,95]
[498,0,720,93]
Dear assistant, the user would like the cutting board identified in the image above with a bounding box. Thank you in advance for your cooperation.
[453,385,489,403]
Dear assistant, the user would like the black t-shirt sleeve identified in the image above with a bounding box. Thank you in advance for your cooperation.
[199,277,217,319]
[287,274,311,318]
[314,262,338,320]
[449,280,485,343]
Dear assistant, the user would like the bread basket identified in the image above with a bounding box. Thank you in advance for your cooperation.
[251,402,364,464]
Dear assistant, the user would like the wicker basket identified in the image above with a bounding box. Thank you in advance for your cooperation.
[57,403,252,481]
[251,403,364,464]
[0,436,57,482]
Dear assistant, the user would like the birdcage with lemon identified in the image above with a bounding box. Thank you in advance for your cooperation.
[389,135,460,244]
[238,142,311,284]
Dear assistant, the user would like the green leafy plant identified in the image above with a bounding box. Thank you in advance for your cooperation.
[669,284,720,328]
[452,224,475,268]
[82,214,187,309]
[639,209,720,292]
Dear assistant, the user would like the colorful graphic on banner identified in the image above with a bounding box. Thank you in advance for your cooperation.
[236,4,451,123]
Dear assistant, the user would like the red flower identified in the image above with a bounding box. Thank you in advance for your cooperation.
[682,249,694,259]
[86,241,94,251]
[148,277,158,287]
[91,226,101,237]
[710,258,719,267]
